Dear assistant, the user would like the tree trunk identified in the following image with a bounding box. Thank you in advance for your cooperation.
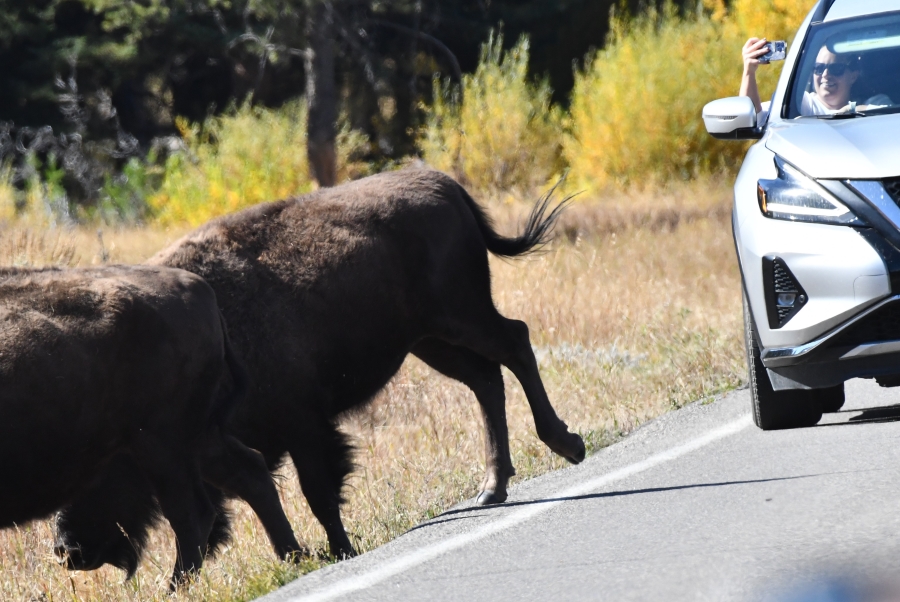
[305,1,337,187]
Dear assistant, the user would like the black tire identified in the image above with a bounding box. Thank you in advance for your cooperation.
[812,383,845,413]
[744,292,823,430]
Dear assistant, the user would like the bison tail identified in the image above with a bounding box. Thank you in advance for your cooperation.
[458,178,573,258]
[209,311,249,428]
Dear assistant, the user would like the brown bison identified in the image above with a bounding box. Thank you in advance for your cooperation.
[58,169,585,561]
[0,265,301,586]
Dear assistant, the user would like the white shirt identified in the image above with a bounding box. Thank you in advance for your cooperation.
[756,93,892,123]
[799,91,892,115]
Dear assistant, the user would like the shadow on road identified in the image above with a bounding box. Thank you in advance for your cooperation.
[410,473,823,531]
[849,403,900,422]
[818,403,900,425]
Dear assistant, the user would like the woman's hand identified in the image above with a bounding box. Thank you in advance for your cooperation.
[740,37,769,113]
[743,37,770,76]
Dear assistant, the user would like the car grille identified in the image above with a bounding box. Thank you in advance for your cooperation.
[830,300,900,348]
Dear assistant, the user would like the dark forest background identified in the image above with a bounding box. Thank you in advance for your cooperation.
[1,0,665,165]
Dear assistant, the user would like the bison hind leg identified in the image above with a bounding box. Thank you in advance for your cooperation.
[435,308,585,465]
[411,338,515,506]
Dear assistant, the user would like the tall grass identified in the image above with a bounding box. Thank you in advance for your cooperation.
[563,0,809,194]
[0,189,744,601]
[421,35,565,194]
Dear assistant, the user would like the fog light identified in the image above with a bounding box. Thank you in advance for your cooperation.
[777,293,796,307]
[762,256,808,329]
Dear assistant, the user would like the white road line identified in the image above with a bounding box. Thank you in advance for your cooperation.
[284,414,753,602]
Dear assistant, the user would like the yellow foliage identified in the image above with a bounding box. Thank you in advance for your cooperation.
[421,34,565,194]
[730,0,813,93]
[731,0,812,41]
[0,161,71,228]
[149,102,369,226]
[565,0,810,194]
[0,164,17,223]
[149,102,313,226]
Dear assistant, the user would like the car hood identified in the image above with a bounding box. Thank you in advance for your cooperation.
[765,113,900,180]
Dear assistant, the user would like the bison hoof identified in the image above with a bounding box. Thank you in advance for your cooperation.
[547,431,586,464]
[283,547,312,563]
[328,545,357,561]
[476,489,508,506]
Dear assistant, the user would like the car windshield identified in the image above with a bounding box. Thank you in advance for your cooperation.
[785,11,900,119]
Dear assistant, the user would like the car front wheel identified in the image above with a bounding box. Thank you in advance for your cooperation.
[744,292,823,430]
[813,383,845,413]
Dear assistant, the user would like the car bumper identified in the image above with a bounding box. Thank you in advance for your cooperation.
[762,294,900,389]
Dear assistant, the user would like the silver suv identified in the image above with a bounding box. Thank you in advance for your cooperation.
[703,0,900,430]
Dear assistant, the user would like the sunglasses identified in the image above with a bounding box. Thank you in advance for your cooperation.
[814,62,851,77]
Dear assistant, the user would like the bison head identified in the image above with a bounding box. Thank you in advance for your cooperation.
[54,456,162,579]
[53,454,234,578]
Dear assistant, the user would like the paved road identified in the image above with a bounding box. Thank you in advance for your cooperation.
[260,380,900,602]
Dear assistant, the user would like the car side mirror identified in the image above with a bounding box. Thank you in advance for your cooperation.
[702,96,764,140]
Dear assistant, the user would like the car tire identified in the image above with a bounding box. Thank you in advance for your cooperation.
[744,292,823,430]
[812,383,845,413]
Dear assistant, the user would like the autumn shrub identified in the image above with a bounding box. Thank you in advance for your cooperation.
[149,101,368,226]
[147,102,311,226]
[421,34,565,194]
[0,155,75,228]
[0,165,17,224]
[564,0,810,194]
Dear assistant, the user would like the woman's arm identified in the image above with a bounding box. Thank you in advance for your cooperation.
[741,37,770,113]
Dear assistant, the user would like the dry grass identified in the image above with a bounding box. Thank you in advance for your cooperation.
[0,184,745,601]
[0,226,190,268]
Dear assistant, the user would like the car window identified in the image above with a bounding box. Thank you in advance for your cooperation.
[785,11,900,118]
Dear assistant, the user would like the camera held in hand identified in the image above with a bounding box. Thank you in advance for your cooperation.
[759,40,787,63]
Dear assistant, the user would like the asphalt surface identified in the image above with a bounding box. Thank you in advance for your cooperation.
[259,380,900,602]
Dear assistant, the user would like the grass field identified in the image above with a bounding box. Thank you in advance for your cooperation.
[0,182,745,601]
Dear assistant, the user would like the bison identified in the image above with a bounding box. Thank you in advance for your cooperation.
[0,265,301,586]
[58,169,585,562]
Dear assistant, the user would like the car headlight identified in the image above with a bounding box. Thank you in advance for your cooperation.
[757,157,860,225]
